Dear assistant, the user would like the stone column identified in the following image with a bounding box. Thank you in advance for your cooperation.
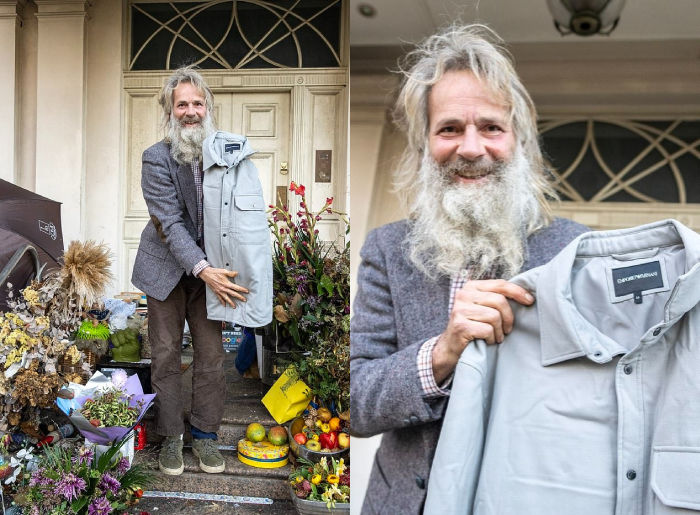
[34,0,89,245]
[0,1,24,183]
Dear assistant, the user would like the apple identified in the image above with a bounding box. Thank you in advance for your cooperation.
[293,432,307,445]
[305,440,321,451]
[338,432,349,449]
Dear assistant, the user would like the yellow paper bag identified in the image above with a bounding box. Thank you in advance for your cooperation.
[261,367,312,424]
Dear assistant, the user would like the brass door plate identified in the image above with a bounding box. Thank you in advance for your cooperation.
[276,186,288,207]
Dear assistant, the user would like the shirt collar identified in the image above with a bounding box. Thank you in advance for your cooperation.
[534,219,700,366]
[202,131,255,170]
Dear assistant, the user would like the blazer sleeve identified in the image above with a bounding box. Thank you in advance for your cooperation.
[350,228,449,437]
[141,146,205,274]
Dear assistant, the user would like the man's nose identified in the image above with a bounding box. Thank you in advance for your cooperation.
[456,126,485,160]
[185,103,197,116]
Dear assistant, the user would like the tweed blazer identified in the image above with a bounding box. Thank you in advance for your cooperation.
[131,140,207,301]
[350,217,588,514]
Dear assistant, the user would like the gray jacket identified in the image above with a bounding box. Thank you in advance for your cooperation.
[132,141,206,301]
[426,219,700,514]
[202,131,272,327]
[350,217,588,514]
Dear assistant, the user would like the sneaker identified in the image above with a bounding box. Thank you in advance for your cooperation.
[192,438,225,473]
[158,435,184,475]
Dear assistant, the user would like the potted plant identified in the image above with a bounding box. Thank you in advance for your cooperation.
[289,456,349,514]
[268,183,350,417]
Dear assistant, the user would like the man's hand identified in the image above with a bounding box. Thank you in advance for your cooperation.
[432,279,534,383]
[198,267,249,308]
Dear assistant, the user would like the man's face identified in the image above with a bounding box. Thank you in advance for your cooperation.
[427,70,515,184]
[172,82,207,128]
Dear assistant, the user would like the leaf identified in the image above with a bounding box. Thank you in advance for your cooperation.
[317,274,334,296]
[273,305,289,323]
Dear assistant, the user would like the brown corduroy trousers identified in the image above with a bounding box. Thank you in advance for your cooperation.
[147,273,224,436]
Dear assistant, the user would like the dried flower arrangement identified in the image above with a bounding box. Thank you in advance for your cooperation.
[0,241,114,432]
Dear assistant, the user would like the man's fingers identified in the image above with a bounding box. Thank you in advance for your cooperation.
[229,282,249,294]
[452,308,504,343]
[472,279,534,306]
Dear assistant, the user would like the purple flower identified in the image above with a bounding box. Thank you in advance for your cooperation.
[97,472,121,495]
[115,457,130,476]
[54,472,87,501]
[88,496,112,515]
[29,469,53,487]
[72,446,94,466]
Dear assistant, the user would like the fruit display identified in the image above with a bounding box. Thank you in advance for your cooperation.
[287,404,350,462]
[238,422,290,469]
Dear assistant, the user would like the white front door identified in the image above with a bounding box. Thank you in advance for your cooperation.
[214,91,291,209]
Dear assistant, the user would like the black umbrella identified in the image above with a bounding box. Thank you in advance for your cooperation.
[0,179,64,309]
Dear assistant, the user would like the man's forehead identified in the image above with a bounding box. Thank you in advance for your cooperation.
[173,81,206,99]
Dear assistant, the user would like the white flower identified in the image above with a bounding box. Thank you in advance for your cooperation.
[110,369,128,389]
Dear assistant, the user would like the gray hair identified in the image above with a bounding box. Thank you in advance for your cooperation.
[158,66,215,132]
[393,24,555,233]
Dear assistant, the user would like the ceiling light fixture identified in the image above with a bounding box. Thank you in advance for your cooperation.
[546,0,626,36]
[357,3,377,18]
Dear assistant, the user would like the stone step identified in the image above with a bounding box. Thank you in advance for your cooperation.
[141,401,286,445]
[134,442,292,499]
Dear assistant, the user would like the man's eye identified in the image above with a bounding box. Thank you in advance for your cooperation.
[438,126,457,134]
[484,125,503,133]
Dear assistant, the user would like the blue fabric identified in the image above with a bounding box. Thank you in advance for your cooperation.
[191,425,217,440]
[234,326,256,374]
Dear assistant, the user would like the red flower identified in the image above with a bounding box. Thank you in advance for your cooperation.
[289,181,298,192]
[297,184,306,196]
[326,197,334,205]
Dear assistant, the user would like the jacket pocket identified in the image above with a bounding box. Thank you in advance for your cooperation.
[234,194,268,244]
[651,446,700,511]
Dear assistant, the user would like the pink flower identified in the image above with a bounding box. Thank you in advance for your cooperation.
[326,197,334,205]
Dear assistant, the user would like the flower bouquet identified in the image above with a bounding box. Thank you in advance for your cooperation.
[289,456,349,512]
[268,182,350,415]
[11,436,152,515]
[56,369,155,446]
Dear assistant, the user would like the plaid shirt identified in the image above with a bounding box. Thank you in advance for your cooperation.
[191,159,210,277]
[417,270,471,398]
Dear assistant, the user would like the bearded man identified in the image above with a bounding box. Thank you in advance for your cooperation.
[350,25,588,514]
[132,66,248,476]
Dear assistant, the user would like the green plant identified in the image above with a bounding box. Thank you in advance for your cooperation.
[268,182,350,412]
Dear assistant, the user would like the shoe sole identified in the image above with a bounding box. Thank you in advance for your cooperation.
[192,447,225,473]
[159,462,184,475]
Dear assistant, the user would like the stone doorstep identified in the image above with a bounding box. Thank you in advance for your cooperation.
[134,444,292,499]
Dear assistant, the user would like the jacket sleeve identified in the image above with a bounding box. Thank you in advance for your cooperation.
[141,146,205,274]
[350,228,449,437]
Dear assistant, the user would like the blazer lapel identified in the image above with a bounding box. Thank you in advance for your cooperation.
[176,161,198,227]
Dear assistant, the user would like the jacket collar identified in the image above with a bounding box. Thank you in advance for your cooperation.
[535,219,700,366]
[202,131,255,170]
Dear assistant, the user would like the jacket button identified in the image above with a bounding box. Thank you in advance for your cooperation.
[415,475,425,489]
[224,202,228,205]
[653,328,661,336]
[623,364,633,375]
[223,234,227,237]
[225,263,229,267]
[626,470,636,480]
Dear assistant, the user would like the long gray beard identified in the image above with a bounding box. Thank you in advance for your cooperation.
[407,145,541,279]
[167,113,215,164]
